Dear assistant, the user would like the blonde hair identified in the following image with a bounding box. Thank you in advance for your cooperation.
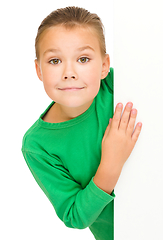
[35,6,106,60]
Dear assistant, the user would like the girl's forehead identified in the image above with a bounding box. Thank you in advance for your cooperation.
[42,25,98,41]
[39,25,101,54]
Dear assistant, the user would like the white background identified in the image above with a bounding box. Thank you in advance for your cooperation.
[0,1,113,240]
[1,0,163,239]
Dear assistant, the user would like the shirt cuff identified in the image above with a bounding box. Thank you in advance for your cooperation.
[90,177,115,202]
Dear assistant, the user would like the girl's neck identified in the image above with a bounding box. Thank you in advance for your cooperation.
[43,100,93,123]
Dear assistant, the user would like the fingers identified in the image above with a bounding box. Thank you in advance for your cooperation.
[111,103,123,129]
[126,108,137,135]
[119,102,133,130]
[112,102,133,130]
[118,102,142,140]
[112,102,142,138]
[132,122,142,142]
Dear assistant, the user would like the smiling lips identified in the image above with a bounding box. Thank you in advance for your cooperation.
[58,87,85,91]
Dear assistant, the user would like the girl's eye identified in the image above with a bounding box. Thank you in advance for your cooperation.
[49,59,61,65]
[78,57,89,63]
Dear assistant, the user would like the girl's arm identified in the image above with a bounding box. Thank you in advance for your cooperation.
[93,102,142,194]
[22,150,115,229]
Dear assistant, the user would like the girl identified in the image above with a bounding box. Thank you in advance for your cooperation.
[22,6,142,240]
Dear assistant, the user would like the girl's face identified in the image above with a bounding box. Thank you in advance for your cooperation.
[35,26,110,111]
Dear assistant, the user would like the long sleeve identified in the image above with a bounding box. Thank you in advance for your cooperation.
[22,150,115,229]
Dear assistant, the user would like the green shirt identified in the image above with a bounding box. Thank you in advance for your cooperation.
[22,68,115,240]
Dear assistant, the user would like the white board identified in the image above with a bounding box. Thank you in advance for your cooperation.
[113,1,163,239]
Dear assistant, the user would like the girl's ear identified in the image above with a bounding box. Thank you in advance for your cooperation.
[35,59,43,81]
[101,54,110,79]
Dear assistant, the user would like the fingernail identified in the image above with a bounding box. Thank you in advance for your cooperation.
[127,102,133,107]
[138,122,142,127]
[117,103,123,108]
[131,109,137,114]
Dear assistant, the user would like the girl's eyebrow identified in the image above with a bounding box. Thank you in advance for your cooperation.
[43,48,60,56]
[77,46,95,52]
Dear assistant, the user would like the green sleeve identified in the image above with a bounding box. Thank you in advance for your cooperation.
[22,150,115,229]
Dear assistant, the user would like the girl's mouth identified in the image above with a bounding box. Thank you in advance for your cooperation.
[58,87,85,91]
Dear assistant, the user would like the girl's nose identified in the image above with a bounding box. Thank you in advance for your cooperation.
[64,75,76,80]
[62,62,78,80]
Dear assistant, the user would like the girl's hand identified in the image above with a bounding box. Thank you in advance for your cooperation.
[101,102,142,169]
[94,102,142,194]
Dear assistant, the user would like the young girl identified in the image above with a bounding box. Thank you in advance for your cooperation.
[22,6,142,240]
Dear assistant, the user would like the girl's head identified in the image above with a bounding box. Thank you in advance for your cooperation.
[34,6,110,113]
[35,6,106,61]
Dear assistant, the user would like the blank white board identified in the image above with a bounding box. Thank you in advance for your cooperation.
[113,1,163,239]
